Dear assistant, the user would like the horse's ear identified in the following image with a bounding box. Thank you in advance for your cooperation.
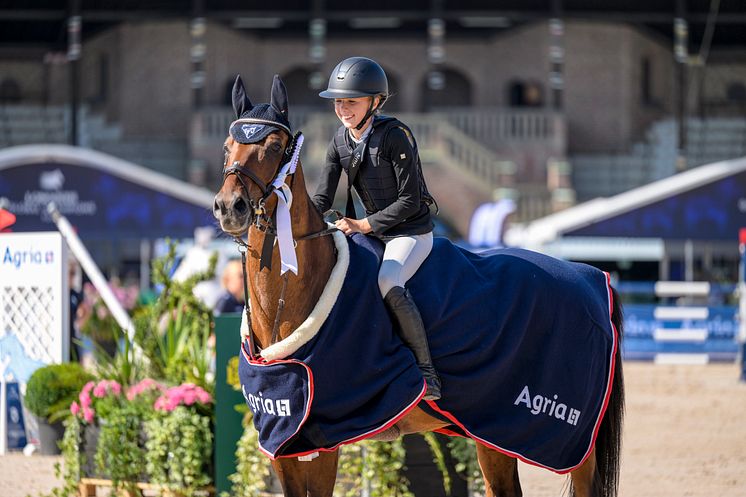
[270,75,289,117]
[232,74,253,118]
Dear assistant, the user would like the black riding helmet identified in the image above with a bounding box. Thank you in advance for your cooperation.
[319,57,388,130]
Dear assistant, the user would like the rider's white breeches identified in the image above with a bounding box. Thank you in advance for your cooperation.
[377,232,433,297]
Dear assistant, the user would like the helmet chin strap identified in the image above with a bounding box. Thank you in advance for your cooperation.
[354,97,381,131]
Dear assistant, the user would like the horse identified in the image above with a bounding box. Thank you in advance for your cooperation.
[213,74,625,497]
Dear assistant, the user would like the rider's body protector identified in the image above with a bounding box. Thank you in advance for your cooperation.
[312,115,433,238]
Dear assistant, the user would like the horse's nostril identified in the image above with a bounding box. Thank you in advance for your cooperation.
[213,197,226,217]
[234,197,248,215]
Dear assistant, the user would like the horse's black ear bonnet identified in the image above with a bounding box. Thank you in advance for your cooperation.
[230,74,292,144]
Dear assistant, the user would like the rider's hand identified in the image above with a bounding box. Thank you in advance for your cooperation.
[335,217,372,235]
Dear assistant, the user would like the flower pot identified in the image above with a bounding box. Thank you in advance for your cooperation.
[80,422,103,478]
[34,415,64,455]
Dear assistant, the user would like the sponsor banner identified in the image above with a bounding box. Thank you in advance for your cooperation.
[566,169,746,241]
[0,162,214,239]
[0,232,65,284]
[623,303,739,360]
[624,304,738,340]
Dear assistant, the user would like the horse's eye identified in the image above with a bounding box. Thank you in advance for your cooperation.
[270,141,282,153]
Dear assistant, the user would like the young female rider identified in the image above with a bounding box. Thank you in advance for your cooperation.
[312,56,441,400]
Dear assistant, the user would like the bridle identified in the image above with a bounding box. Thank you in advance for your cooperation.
[218,119,338,359]
[220,119,301,233]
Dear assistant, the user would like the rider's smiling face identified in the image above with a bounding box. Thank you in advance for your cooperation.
[334,96,380,130]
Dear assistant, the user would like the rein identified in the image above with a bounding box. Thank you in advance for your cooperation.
[234,222,339,360]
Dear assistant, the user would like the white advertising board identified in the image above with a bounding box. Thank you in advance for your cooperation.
[0,232,68,383]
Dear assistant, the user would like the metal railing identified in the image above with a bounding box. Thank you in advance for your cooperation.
[438,109,566,147]
[0,105,70,146]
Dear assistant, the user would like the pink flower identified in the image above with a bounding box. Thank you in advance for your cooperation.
[79,391,91,409]
[93,383,106,398]
[82,381,95,395]
[70,401,80,416]
[109,381,121,395]
[153,383,212,412]
[166,397,180,411]
[182,390,197,405]
[83,407,95,423]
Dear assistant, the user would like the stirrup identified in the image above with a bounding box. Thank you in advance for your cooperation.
[422,374,441,401]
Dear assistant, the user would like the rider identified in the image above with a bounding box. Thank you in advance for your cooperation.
[312,56,441,400]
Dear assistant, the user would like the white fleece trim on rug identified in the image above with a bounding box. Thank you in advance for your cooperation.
[240,229,349,361]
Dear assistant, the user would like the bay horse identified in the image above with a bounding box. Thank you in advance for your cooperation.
[213,75,624,497]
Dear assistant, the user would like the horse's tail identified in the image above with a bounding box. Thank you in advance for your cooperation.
[593,285,625,497]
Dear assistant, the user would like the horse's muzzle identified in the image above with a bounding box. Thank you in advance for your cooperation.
[213,191,253,235]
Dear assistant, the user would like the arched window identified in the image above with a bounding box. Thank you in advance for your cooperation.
[726,82,746,102]
[0,78,22,103]
[508,80,544,108]
[281,67,327,110]
[420,68,472,111]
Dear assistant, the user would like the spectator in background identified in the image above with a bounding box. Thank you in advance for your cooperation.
[468,189,517,249]
[171,226,226,309]
[213,259,245,315]
[68,257,84,362]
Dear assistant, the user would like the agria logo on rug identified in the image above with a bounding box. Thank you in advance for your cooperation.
[2,245,55,269]
[514,385,581,426]
[242,386,291,417]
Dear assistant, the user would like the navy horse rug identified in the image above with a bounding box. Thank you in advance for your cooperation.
[238,230,618,472]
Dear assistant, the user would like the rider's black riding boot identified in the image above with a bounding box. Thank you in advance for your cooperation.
[383,286,442,401]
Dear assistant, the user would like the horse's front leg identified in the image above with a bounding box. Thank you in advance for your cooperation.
[271,450,339,497]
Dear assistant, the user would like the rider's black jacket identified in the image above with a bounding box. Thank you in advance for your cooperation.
[312,117,433,238]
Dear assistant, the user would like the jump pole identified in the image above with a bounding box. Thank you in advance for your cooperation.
[47,203,136,343]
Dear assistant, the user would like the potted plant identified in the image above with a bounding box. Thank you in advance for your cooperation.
[145,383,214,496]
[70,378,147,486]
[24,362,94,455]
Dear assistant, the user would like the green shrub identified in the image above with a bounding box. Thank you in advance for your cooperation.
[25,363,95,422]
[145,406,213,496]
[94,399,148,489]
